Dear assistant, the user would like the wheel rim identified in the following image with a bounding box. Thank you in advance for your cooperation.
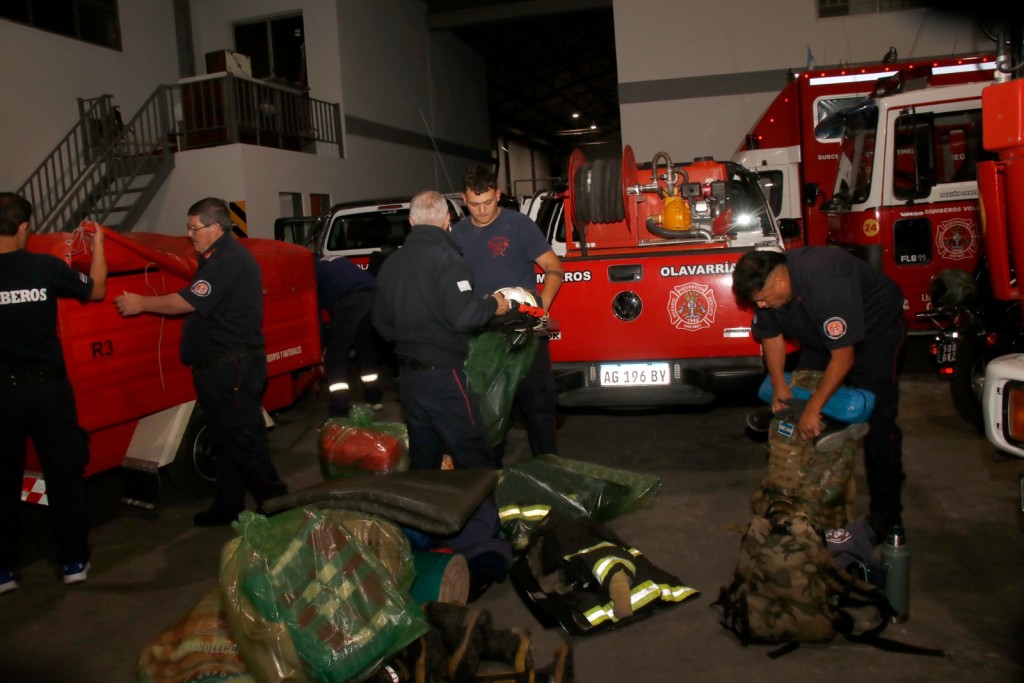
[971,356,986,401]
[190,426,218,484]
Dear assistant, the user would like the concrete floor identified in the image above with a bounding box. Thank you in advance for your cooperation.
[1,339,1022,682]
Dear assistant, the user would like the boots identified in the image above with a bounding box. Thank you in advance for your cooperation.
[536,642,574,683]
[422,601,538,683]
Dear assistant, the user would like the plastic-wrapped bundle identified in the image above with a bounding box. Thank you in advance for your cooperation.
[496,455,661,550]
[219,509,425,683]
[465,328,538,448]
[319,404,409,478]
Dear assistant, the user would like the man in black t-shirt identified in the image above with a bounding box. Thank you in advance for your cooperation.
[733,247,906,535]
[115,198,287,527]
[0,192,107,593]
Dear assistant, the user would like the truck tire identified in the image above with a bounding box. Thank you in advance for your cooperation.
[589,158,625,224]
[164,406,218,497]
[950,345,985,431]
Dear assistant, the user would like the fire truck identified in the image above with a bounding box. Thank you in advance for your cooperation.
[733,54,996,332]
[979,32,1024,459]
[541,146,787,408]
[22,226,322,508]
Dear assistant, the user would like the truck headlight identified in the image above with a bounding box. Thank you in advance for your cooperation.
[1004,380,1024,447]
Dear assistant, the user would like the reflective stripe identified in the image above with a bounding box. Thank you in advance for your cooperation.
[21,472,48,506]
[593,556,636,584]
[564,541,617,562]
[582,579,690,627]
[328,382,350,393]
[660,583,699,602]
[361,373,379,382]
[498,504,550,522]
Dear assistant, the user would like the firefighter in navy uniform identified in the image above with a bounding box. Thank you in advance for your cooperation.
[0,192,107,593]
[115,198,287,527]
[313,254,383,417]
[373,189,512,599]
[732,247,907,536]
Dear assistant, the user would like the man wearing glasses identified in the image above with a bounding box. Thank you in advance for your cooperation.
[114,198,287,527]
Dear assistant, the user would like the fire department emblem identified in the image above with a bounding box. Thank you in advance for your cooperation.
[667,283,717,331]
[862,219,879,238]
[824,316,847,340]
[191,280,212,297]
[488,236,510,257]
[935,218,977,261]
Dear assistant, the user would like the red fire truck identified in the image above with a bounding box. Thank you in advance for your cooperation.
[542,146,789,408]
[22,226,322,508]
[734,55,996,331]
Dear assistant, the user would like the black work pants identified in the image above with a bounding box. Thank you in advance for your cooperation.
[325,289,380,417]
[511,337,558,456]
[397,366,497,471]
[191,351,285,513]
[0,377,90,568]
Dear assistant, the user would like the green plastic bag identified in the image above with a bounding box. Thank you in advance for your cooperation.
[225,509,426,683]
[465,328,538,448]
[495,454,662,550]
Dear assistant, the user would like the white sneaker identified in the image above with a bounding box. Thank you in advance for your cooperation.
[0,569,17,595]
[61,561,89,585]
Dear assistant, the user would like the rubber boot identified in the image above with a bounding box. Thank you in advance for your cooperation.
[423,601,491,683]
[536,642,574,683]
[481,626,534,674]
[380,625,447,683]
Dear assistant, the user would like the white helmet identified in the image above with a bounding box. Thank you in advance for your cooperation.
[495,286,538,307]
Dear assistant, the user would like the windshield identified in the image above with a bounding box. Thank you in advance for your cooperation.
[833,105,879,206]
[324,209,410,251]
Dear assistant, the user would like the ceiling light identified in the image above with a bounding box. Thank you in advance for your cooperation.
[590,123,597,130]
[572,112,580,119]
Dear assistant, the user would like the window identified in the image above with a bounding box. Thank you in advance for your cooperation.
[892,108,995,200]
[234,14,306,87]
[817,0,929,18]
[1,0,121,50]
[893,217,932,266]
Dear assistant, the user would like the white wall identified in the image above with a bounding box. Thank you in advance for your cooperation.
[0,3,179,191]
[613,0,992,162]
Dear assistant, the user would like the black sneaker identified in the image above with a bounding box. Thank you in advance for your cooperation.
[193,508,241,528]
[814,421,870,453]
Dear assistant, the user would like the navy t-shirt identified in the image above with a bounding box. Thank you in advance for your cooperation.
[0,250,94,372]
[314,254,375,310]
[178,233,264,363]
[450,208,551,295]
[752,247,904,360]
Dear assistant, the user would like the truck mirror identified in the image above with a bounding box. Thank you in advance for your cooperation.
[802,182,820,205]
[779,219,801,239]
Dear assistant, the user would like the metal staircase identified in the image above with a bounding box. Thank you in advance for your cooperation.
[17,77,343,234]
[18,91,176,234]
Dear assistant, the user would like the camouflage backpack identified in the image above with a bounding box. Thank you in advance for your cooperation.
[752,369,858,529]
[715,501,895,655]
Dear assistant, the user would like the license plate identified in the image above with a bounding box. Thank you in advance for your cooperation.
[599,362,671,387]
[936,341,957,365]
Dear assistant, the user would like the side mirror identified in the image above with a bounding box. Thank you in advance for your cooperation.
[802,182,820,206]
